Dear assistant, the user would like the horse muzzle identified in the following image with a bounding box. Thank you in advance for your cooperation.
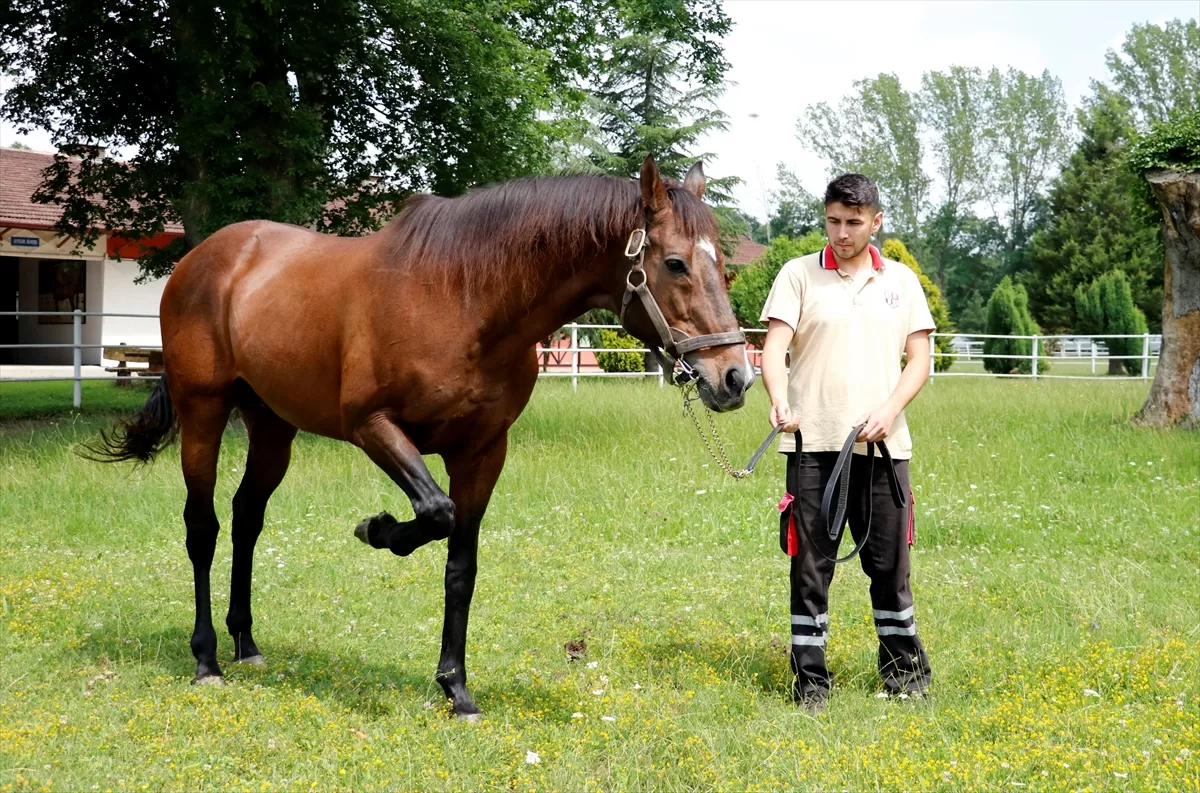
[693,354,755,412]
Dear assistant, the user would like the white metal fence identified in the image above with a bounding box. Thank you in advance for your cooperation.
[0,312,1162,408]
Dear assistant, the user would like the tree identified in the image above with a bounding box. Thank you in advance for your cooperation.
[727,231,826,331]
[1,0,732,279]
[982,67,1071,260]
[798,73,928,236]
[1075,271,1150,375]
[918,66,990,291]
[983,276,1041,374]
[565,30,738,202]
[919,67,989,211]
[1130,110,1200,426]
[880,239,954,372]
[1027,87,1163,331]
[938,212,1008,325]
[1105,19,1200,129]
[956,291,988,334]
[768,164,823,240]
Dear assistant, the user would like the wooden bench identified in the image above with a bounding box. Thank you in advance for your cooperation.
[103,346,164,381]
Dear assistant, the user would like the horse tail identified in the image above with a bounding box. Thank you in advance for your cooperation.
[81,374,179,464]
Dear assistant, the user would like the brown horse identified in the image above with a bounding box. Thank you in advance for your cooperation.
[90,157,752,718]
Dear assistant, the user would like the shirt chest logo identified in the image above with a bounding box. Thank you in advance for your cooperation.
[883,290,901,310]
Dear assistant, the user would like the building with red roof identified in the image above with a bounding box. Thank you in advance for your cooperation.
[1,147,183,365]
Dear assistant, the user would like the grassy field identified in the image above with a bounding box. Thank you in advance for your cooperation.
[1,377,1196,792]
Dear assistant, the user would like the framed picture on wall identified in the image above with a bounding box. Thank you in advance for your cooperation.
[37,260,86,324]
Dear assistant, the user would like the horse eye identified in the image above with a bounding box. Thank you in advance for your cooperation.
[664,257,688,275]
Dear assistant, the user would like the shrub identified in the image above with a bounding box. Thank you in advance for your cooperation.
[727,231,826,331]
[984,276,1045,374]
[594,328,645,373]
[1075,270,1149,375]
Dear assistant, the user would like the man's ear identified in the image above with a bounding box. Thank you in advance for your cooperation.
[871,211,884,235]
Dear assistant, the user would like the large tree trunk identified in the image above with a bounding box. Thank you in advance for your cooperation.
[1134,169,1200,427]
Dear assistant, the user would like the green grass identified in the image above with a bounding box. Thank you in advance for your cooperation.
[1,378,1197,792]
[0,380,158,422]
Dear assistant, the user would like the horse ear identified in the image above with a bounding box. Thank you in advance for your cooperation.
[683,161,706,199]
[640,156,670,214]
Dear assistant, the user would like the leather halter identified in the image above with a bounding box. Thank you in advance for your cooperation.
[618,226,747,384]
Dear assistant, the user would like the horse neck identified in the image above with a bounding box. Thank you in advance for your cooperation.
[479,244,625,357]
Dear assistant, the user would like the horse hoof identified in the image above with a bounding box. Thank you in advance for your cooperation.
[192,674,226,686]
[456,711,482,723]
[354,518,372,545]
[355,512,398,548]
[234,654,266,668]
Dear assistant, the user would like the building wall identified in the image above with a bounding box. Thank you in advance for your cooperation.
[100,258,167,350]
[0,228,173,366]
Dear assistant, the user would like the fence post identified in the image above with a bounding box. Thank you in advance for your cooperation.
[928,333,936,380]
[570,324,579,391]
[1031,335,1039,380]
[1141,333,1150,380]
[1091,339,1096,374]
[73,309,82,408]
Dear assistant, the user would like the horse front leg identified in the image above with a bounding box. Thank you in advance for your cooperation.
[351,413,456,555]
[437,434,509,720]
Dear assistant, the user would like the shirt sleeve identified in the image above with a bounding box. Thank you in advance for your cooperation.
[907,273,936,335]
[758,259,804,330]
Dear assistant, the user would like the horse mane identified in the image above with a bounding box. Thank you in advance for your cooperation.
[380,174,720,300]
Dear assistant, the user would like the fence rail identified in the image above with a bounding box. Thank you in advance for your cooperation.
[0,312,1162,408]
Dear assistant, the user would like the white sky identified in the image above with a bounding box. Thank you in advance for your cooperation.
[705,0,1199,218]
[3,0,1196,220]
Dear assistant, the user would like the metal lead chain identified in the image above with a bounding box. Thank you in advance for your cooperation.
[680,381,752,479]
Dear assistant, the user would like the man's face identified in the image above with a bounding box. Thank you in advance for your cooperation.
[824,202,883,259]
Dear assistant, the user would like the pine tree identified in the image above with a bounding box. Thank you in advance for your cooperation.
[562,33,739,202]
[1028,87,1163,331]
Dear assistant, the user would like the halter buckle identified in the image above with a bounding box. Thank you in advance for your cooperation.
[624,228,647,259]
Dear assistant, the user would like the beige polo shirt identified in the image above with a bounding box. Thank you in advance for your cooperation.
[759,244,935,459]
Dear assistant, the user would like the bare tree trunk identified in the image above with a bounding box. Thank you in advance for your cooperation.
[1134,169,1200,427]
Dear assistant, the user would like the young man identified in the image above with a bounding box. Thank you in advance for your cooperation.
[759,173,934,709]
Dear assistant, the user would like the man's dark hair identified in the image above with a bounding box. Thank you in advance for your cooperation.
[824,173,880,211]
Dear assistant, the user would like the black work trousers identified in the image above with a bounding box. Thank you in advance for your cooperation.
[783,450,931,698]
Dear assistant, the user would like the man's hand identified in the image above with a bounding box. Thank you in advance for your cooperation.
[854,402,899,443]
[770,400,800,432]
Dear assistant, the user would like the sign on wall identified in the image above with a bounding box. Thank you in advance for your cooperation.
[0,228,103,259]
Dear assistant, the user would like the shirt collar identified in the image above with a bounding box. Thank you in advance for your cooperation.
[820,243,884,272]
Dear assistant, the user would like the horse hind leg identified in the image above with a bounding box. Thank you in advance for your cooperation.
[226,395,297,666]
[351,413,456,556]
[178,393,235,684]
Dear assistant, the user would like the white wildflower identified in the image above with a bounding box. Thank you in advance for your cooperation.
[525,750,541,765]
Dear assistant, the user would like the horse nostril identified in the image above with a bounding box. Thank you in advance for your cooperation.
[725,366,745,395]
